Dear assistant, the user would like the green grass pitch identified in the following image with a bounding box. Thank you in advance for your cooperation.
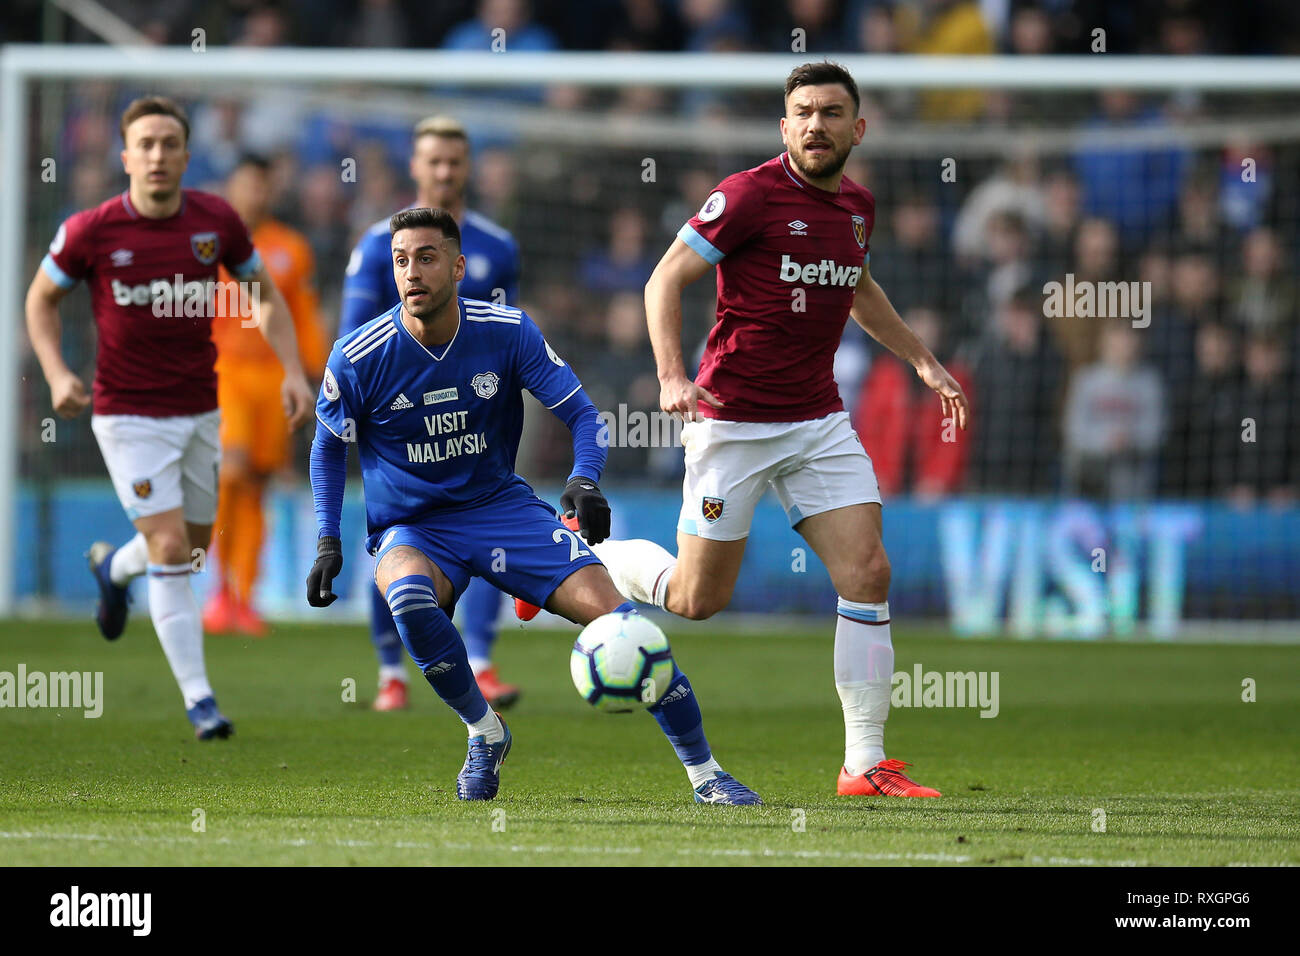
[1,617,1297,866]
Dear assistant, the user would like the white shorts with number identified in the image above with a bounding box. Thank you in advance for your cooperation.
[677,411,881,541]
[91,410,222,524]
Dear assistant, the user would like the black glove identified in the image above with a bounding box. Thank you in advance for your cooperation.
[306,535,343,607]
[561,477,611,544]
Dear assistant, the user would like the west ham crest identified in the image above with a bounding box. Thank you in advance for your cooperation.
[701,496,724,523]
[191,232,220,265]
[132,478,153,499]
[851,215,866,249]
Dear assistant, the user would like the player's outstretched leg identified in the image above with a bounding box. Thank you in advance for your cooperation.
[379,553,509,800]
[460,577,520,710]
[85,532,147,641]
[369,580,409,711]
[547,562,761,805]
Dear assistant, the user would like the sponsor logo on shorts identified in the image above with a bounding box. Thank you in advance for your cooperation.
[701,496,724,523]
[132,479,152,499]
[852,215,866,248]
[471,371,500,399]
[191,231,220,265]
[424,387,458,405]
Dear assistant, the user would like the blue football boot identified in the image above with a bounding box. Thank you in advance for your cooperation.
[694,771,763,805]
[186,696,234,740]
[86,541,131,641]
[456,714,512,800]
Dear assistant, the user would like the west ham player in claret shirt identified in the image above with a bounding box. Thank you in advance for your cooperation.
[574,62,971,797]
[25,96,315,739]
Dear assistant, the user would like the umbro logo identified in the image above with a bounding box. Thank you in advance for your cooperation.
[390,393,414,410]
[110,248,134,267]
[788,220,808,236]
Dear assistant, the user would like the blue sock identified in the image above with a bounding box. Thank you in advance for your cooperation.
[460,577,504,665]
[369,582,405,669]
[386,575,488,725]
[646,664,712,767]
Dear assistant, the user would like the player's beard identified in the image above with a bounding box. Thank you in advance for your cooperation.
[405,283,454,320]
[790,140,851,183]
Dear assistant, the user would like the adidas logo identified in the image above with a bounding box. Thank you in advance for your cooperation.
[390,393,414,410]
[658,683,692,705]
[424,661,455,676]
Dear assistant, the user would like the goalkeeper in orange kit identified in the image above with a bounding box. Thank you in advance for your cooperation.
[206,154,329,635]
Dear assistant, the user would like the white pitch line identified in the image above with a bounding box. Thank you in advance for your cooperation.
[7,829,1295,865]
[0,829,1223,865]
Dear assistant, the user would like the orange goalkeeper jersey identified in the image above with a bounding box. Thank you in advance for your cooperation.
[213,218,328,377]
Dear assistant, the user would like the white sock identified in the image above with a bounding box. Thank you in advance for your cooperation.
[589,538,676,608]
[378,664,407,684]
[148,563,213,709]
[834,598,893,775]
[110,533,149,586]
[466,708,504,744]
[685,756,724,789]
[468,657,491,676]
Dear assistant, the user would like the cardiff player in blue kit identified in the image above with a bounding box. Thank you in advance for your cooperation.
[307,207,760,803]
[340,116,522,713]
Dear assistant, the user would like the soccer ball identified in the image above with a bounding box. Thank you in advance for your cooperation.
[570,611,675,713]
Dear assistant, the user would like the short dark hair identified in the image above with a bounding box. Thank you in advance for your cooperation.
[389,207,461,247]
[785,61,860,116]
[232,152,271,175]
[120,95,190,145]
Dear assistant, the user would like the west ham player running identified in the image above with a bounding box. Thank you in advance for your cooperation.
[307,207,759,803]
[25,96,315,739]
[341,116,522,713]
[568,62,970,797]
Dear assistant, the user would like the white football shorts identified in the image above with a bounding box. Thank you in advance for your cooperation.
[677,410,881,541]
[91,409,222,524]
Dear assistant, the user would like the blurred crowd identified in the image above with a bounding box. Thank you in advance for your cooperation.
[16,1,1300,504]
[11,0,1300,55]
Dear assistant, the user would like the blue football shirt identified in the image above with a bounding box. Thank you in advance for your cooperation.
[317,297,589,537]
[339,209,520,338]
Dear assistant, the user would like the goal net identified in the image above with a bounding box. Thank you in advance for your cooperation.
[3,48,1298,638]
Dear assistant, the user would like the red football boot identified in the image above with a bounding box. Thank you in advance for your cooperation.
[837,759,941,797]
[514,514,582,621]
[202,588,237,634]
[232,598,268,638]
[475,666,521,710]
[373,677,409,712]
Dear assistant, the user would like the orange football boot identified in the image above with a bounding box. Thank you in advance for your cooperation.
[838,758,941,797]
